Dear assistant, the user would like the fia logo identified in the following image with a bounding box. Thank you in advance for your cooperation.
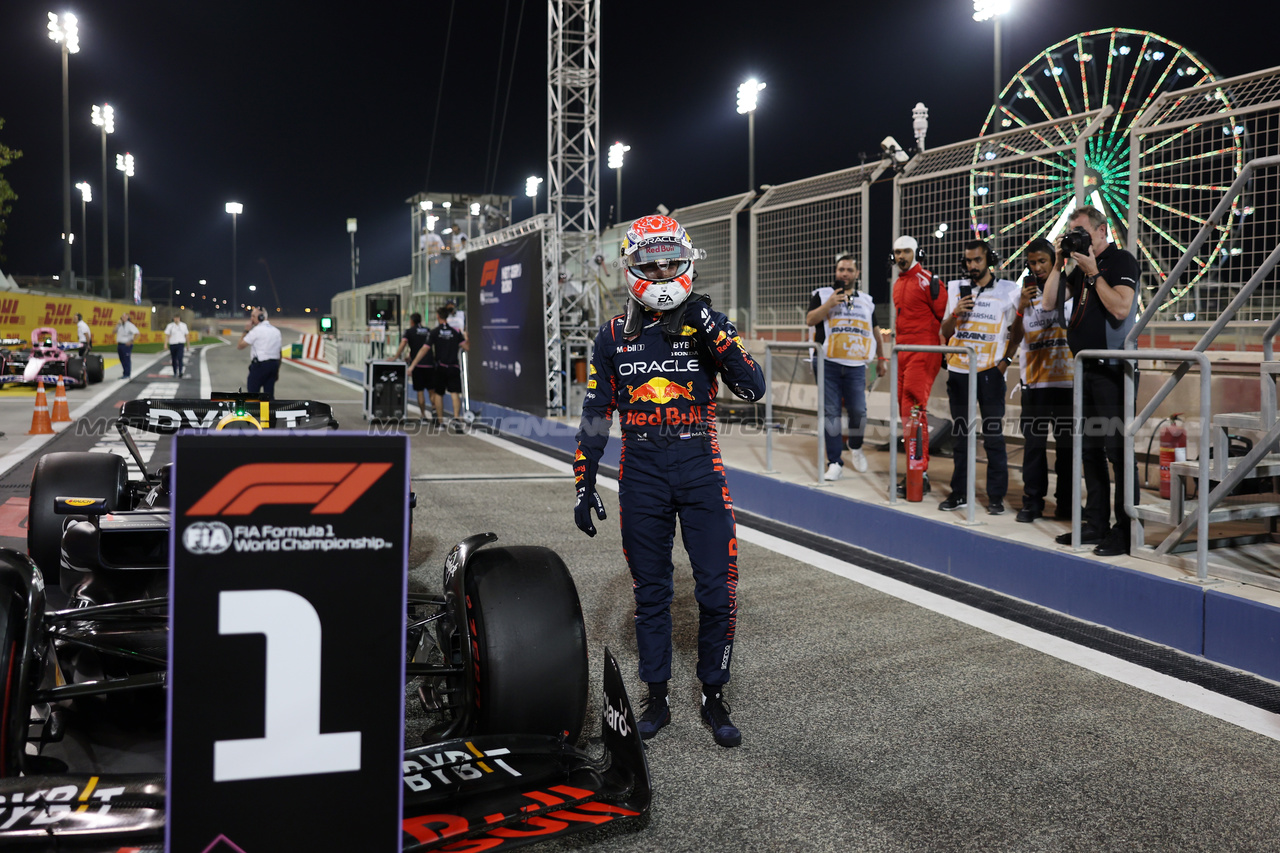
[183,521,233,555]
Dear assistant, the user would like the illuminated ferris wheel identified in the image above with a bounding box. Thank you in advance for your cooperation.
[975,28,1244,287]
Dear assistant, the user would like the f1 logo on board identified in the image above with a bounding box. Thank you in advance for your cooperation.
[187,463,391,516]
[479,259,500,288]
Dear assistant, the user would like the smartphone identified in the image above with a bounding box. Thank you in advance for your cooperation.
[958,283,973,301]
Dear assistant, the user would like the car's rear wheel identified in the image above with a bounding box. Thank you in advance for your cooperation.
[0,569,30,777]
[464,545,588,741]
[86,353,104,384]
[66,356,84,385]
[29,453,127,587]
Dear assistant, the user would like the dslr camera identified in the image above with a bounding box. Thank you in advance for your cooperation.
[1061,226,1093,256]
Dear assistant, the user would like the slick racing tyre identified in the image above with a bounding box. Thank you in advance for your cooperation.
[464,545,588,741]
[86,353,105,384]
[29,453,127,588]
[66,356,84,386]
[0,568,30,777]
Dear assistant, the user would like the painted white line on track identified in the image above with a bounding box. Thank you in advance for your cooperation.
[465,428,1280,743]
[0,350,169,479]
[279,357,365,393]
[199,341,227,398]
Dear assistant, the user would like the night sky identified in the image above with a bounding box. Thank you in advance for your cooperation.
[0,1,1270,314]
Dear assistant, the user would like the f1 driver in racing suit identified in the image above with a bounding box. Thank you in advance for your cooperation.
[574,215,765,748]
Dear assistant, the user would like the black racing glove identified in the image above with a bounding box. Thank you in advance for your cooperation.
[573,449,607,537]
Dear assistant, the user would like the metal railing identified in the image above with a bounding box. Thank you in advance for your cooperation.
[762,341,825,485]
[1065,350,1213,580]
[888,345,978,526]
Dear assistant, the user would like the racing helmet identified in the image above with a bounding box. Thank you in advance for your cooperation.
[618,215,705,312]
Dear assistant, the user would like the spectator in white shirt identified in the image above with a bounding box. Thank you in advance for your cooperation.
[75,313,92,354]
[115,315,140,380]
[164,314,190,378]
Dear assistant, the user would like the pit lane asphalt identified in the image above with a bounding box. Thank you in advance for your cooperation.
[8,344,1280,850]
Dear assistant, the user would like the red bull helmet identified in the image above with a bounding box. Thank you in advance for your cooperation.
[618,215,705,312]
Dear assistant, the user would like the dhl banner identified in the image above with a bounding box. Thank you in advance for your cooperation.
[0,293,194,346]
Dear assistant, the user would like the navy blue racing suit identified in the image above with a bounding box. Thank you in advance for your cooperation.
[574,299,765,686]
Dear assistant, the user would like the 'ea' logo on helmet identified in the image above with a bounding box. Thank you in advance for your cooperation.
[183,521,233,555]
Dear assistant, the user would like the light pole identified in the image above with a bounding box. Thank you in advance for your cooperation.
[608,142,630,225]
[226,202,243,312]
[48,12,79,287]
[973,0,1011,103]
[469,202,480,238]
[116,153,134,300]
[737,78,765,193]
[525,176,543,217]
[91,104,114,296]
[347,218,357,330]
[75,181,90,283]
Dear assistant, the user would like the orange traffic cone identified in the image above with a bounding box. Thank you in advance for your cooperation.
[28,380,54,435]
[50,375,71,422]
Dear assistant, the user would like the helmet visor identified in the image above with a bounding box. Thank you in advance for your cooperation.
[624,239,697,281]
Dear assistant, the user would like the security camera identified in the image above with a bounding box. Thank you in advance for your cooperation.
[881,136,910,166]
[656,203,670,216]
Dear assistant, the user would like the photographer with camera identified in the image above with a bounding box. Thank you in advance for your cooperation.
[1040,206,1140,557]
[806,253,874,479]
[938,240,1022,515]
[1015,238,1075,523]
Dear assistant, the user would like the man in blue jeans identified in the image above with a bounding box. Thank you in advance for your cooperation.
[806,254,875,480]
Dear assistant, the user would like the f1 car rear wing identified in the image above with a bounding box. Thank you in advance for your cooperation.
[119,394,339,433]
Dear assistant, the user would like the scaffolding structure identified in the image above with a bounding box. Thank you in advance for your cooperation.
[548,0,601,415]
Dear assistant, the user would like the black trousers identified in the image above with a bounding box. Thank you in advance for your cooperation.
[1020,386,1073,512]
[1080,364,1138,534]
[947,368,1008,501]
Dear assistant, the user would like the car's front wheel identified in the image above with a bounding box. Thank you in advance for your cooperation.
[464,545,589,741]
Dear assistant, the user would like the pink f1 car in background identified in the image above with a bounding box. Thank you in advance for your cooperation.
[0,326,104,387]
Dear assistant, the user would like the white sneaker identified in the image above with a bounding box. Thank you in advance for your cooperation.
[823,462,843,481]
[849,449,868,473]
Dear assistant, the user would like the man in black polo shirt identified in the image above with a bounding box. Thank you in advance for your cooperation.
[394,312,432,422]
[408,306,468,429]
[1040,206,1140,557]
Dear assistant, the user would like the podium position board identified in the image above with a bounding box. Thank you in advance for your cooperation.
[167,433,408,852]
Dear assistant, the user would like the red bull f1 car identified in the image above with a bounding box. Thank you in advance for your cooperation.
[0,394,651,849]
[0,327,105,388]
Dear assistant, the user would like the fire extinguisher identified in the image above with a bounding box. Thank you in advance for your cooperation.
[1159,414,1187,499]
[906,405,926,502]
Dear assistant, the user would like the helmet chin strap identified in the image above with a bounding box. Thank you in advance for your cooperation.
[622,291,713,341]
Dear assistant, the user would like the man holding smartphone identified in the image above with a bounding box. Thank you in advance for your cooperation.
[939,240,1022,515]
[806,253,875,479]
[1016,238,1074,523]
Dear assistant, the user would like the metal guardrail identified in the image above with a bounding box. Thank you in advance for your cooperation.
[1067,349,1213,579]
[888,345,978,526]
[762,341,824,485]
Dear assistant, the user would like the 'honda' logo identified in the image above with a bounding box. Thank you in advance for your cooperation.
[187,463,391,516]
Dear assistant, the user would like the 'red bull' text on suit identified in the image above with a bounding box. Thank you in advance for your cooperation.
[574,296,765,687]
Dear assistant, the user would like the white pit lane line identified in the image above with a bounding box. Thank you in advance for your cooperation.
[466,428,1280,743]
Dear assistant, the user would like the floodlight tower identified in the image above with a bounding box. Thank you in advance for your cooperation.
[547,0,601,415]
[75,181,91,280]
[973,0,1011,103]
[737,78,766,192]
[116,153,135,299]
[48,12,79,287]
[608,141,629,223]
[91,104,113,296]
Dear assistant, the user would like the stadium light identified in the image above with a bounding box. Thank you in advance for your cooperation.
[608,142,631,223]
[116,153,135,299]
[75,181,91,281]
[736,79,766,192]
[91,105,114,295]
[50,12,80,288]
[525,176,543,216]
[226,202,243,314]
[973,0,1012,102]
